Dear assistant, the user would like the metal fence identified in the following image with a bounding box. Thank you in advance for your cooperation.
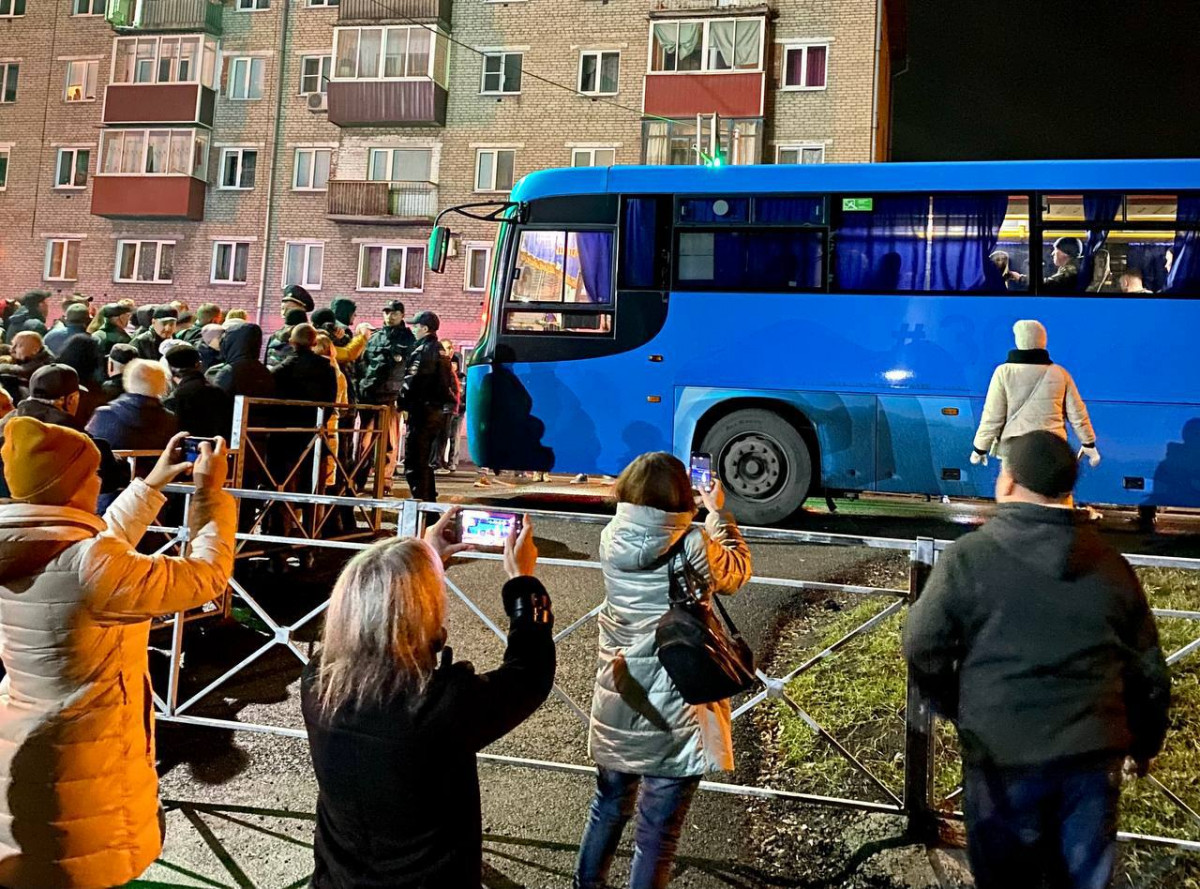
[147,486,1200,854]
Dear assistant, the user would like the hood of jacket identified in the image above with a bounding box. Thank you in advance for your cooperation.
[15,398,82,430]
[331,297,357,326]
[221,322,263,363]
[600,503,696,572]
[982,501,1094,580]
[0,503,104,583]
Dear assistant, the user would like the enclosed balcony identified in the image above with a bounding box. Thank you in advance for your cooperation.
[327,180,438,223]
[102,35,219,125]
[327,25,449,127]
[104,82,216,126]
[337,0,450,27]
[106,0,223,34]
[91,127,209,220]
[643,15,766,119]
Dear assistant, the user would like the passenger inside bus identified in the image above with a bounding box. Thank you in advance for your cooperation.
[1041,237,1082,293]
[1120,269,1152,293]
[990,250,1029,291]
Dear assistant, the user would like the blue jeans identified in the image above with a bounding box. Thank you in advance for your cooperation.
[963,759,1122,889]
[574,768,700,889]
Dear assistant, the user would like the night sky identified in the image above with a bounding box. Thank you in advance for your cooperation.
[890,0,1200,161]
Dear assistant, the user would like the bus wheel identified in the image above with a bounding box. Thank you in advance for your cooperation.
[700,409,812,526]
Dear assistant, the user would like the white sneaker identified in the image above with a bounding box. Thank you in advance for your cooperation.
[571,473,588,484]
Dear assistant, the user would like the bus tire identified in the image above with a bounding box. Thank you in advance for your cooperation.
[700,409,813,526]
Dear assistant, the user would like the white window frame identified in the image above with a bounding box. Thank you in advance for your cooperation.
[0,63,18,103]
[0,0,25,18]
[44,238,80,282]
[227,56,265,100]
[71,0,104,15]
[578,50,619,96]
[114,239,175,284]
[464,244,490,292]
[293,147,331,191]
[210,240,251,284]
[776,143,825,164]
[356,244,425,293]
[54,147,90,188]
[110,35,218,87]
[307,0,339,6]
[475,148,516,193]
[367,147,433,183]
[0,147,8,190]
[646,17,766,74]
[218,147,257,189]
[64,59,99,102]
[331,26,440,82]
[236,0,270,10]
[780,42,829,91]
[570,147,616,167]
[97,128,209,178]
[480,51,521,95]
[299,54,331,95]
[283,241,324,291]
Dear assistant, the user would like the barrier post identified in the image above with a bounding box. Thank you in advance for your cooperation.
[903,536,937,842]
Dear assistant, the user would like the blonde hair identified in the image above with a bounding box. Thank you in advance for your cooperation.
[313,332,333,357]
[316,537,446,714]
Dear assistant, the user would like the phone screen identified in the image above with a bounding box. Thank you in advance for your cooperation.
[690,453,713,491]
[459,509,520,547]
[182,437,215,465]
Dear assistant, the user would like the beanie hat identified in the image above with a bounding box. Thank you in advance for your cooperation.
[65,304,91,325]
[134,305,156,329]
[165,343,200,370]
[331,297,357,326]
[310,307,337,328]
[1004,431,1078,499]
[1053,237,1082,259]
[21,290,50,307]
[1,416,101,506]
[201,323,225,347]
[108,343,137,366]
[284,308,308,326]
[159,338,190,359]
[1012,319,1048,351]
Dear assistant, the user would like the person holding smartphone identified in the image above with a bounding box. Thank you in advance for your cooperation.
[301,507,556,888]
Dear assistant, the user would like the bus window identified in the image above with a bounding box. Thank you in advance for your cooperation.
[506,229,614,335]
[504,311,611,335]
[755,196,825,225]
[678,197,751,223]
[675,228,825,292]
[620,195,672,290]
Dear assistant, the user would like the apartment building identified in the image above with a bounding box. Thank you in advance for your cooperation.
[0,0,898,342]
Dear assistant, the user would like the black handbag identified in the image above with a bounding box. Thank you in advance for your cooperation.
[655,533,758,705]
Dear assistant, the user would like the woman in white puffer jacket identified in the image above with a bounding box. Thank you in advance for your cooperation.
[971,319,1099,466]
[575,452,751,889]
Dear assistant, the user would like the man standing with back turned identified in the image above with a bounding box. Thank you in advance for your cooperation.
[904,431,1170,889]
[399,310,450,502]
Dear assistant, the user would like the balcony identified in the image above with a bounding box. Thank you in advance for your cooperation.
[103,82,216,126]
[91,175,206,220]
[106,0,222,34]
[337,0,450,26]
[327,180,437,223]
[328,80,447,127]
[643,72,765,119]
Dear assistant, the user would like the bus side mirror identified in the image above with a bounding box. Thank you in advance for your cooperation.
[428,226,450,274]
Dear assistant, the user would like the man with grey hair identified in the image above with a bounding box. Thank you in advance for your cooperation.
[85,358,179,451]
[8,331,56,399]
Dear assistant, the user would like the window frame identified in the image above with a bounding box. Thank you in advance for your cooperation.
[0,147,8,190]
[44,238,81,282]
[210,240,252,285]
[647,17,765,75]
[464,244,491,292]
[571,147,617,168]
[299,54,332,95]
[475,148,516,193]
[0,0,26,18]
[480,51,522,96]
[114,239,175,284]
[331,25,440,82]
[776,143,825,164]
[54,147,91,189]
[283,241,324,291]
[366,146,433,183]
[356,244,426,292]
[307,0,339,6]
[227,56,265,100]
[218,146,257,190]
[0,62,18,103]
[64,59,99,102]
[236,0,270,10]
[110,35,217,87]
[71,0,104,14]
[97,128,209,178]
[501,225,617,337]
[578,49,619,96]
[780,42,829,91]
[292,147,331,191]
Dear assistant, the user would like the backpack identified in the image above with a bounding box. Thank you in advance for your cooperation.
[655,532,758,705]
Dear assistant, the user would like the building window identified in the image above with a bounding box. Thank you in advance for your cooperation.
[307,0,339,6]
[650,18,762,73]
[475,148,515,192]
[72,0,104,14]
[211,241,251,284]
[0,63,18,103]
[0,149,8,189]
[300,54,331,95]
[465,245,490,292]
[334,26,435,80]
[236,0,269,9]
[358,245,425,291]
[115,240,174,284]
[781,44,828,90]
[219,147,257,189]
[578,50,619,96]
[0,0,25,16]
[112,36,218,86]
[481,52,521,95]
[45,239,80,282]
[777,144,824,164]
[643,117,761,165]
[227,56,265,100]
[293,148,331,190]
[55,148,90,188]
[99,128,209,177]
[571,147,615,167]
[368,147,431,182]
[64,59,98,102]
[284,242,323,290]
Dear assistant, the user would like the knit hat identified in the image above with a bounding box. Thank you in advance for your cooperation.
[1053,237,1082,259]
[331,297,357,326]
[65,304,91,325]
[1012,319,1047,351]
[1,416,101,506]
[284,308,308,326]
[201,323,225,346]
[108,343,137,367]
[165,343,201,370]
[310,308,337,328]
[1004,431,1078,499]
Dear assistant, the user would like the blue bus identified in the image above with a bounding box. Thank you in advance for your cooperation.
[458,160,1200,525]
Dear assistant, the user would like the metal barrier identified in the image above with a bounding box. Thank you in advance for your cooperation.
[148,487,1200,854]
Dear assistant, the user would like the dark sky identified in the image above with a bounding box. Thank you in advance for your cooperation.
[891,0,1200,161]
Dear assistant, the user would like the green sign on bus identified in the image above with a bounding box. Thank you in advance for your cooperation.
[842,197,874,212]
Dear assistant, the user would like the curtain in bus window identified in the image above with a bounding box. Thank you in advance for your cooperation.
[927,195,1009,292]
[756,197,823,224]
[1166,195,1200,293]
[572,232,613,304]
[621,198,657,289]
[835,196,927,291]
[1078,194,1122,293]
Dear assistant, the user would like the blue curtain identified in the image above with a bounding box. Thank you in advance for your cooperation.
[1166,195,1200,293]
[835,196,928,291]
[574,232,613,304]
[697,230,823,291]
[928,195,1010,292]
[1078,194,1123,292]
[620,198,656,289]
[756,197,824,225]
[679,198,750,224]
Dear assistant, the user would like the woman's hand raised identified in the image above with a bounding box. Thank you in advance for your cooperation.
[423,506,473,566]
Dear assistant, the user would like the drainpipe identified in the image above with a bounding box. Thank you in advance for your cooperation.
[869,0,883,162]
[254,0,290,326]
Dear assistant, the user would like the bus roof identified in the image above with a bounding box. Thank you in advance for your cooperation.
[511,158,1200,202]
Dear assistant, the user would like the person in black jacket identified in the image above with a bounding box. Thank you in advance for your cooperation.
[357,300,414,495]
[129,306,178,360]
[164,345,233,439]
[55,334,108,426]
[43,304,92,356]
[399,311,451,502]
[271,323,337,497]
[102,343,137,401]
[301,507,554,889]
[904,431,1170,889]
[206,322,275,403]
[3,291,50,344]
[86,359,179,453]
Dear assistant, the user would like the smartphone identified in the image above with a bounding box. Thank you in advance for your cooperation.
[458,509,522,549]
[182,436,217,465]
[690,452,713,492]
